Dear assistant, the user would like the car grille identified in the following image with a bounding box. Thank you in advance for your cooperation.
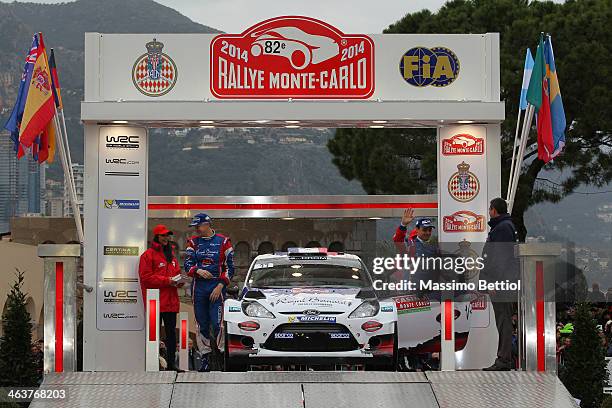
[277,311,344,315]
[263,323,359,352]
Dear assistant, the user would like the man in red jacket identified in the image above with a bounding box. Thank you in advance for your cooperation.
[139,224,184,371]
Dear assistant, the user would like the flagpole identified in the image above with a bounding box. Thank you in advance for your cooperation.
[508,104,535,213]
[58,109,74,182]
[53,113,84,243]
[507,108,523,200]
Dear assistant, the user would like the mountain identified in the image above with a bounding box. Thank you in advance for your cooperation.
[0,0,219,166]
[0,0,365,195]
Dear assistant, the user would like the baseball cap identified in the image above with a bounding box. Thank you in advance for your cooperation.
[189,213,212,227]
[416,218,435,229]
[152,224,172,236]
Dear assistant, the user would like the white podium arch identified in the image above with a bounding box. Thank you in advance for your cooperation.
[81,17,503,371]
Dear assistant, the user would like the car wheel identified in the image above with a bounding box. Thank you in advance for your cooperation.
[366,324,399,372]
[223,323,248,372]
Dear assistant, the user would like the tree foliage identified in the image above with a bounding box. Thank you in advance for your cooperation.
[0,269,38,387]
[328,0,612,240]
[559,303,607,408]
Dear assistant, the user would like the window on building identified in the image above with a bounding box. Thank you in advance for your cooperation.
[257,241,275,255]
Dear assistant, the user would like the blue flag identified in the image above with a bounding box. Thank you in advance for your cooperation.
[544,36,566,159]
[519,48,534,111]
[3,36,38,155]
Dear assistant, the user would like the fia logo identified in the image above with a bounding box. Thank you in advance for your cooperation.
[400,47,460,87]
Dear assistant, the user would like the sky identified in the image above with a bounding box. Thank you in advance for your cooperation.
[150,0,445,33]
[1,0,448,33]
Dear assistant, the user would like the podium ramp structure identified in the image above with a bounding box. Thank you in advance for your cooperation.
[31,371,578,408]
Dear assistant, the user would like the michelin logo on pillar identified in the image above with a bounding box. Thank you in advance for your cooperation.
[103,199,141,210]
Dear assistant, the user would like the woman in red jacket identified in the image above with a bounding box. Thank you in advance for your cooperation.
[138,224,183,371]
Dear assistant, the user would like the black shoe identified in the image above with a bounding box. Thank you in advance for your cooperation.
[482,361,512,371]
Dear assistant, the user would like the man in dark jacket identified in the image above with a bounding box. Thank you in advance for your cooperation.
[481,198,519,371]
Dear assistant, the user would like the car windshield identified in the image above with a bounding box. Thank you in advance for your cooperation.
[247,263,371,288]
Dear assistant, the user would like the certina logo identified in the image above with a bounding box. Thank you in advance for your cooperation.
[103,246,139,256]
[103,290,138,304]
[105,135,140,149]
[400,47,460,87]
[442,133,484,156]
[443,210,486,232]
[105,158,140,165]
[210,16,375,99]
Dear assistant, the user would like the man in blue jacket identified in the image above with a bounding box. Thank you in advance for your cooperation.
[185,213,234,372]
[481,198,519,371]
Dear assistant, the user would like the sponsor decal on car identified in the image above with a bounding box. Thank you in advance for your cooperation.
[268,295,353,308]
[228,306,241,312]
[470,295,488,311]
[210,16,375,99]
[441,133,484,155]
[290,315,337,323]
[381,306,394,312]
[274,332,294,339]
[394,295,431,315]
[329,333,350,339]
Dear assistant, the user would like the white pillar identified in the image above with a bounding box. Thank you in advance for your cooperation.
[146,289,160,372]
[178,312,189,371]
[437,124,500,370]
[82,124,148,371]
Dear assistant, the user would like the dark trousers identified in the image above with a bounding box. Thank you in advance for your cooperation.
[491,300,514,364]
[160,312,177,369]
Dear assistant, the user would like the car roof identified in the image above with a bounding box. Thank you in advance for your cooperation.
[251,252,364,268]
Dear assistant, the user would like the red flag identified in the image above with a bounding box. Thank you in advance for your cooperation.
[18,33,56,148]
[537,80,554,162]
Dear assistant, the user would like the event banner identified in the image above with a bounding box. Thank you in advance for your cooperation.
[96,126,147,331]
[94,16,497,102]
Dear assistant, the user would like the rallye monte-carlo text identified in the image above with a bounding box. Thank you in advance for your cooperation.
[224,248,398,370]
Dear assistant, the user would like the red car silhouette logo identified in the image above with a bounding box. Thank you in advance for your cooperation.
[250,26,339,70]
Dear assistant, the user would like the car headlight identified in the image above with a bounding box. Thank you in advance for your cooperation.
[242,301,275,318]
[349,300,379,319]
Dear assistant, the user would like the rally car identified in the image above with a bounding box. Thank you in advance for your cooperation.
[224,248,398,371]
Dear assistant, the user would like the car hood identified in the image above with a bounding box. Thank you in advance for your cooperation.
[256,288,362,313]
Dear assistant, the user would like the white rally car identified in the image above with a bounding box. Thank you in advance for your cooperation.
[224,248,398,371]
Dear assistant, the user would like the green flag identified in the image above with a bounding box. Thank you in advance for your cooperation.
[526,35,545,109]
